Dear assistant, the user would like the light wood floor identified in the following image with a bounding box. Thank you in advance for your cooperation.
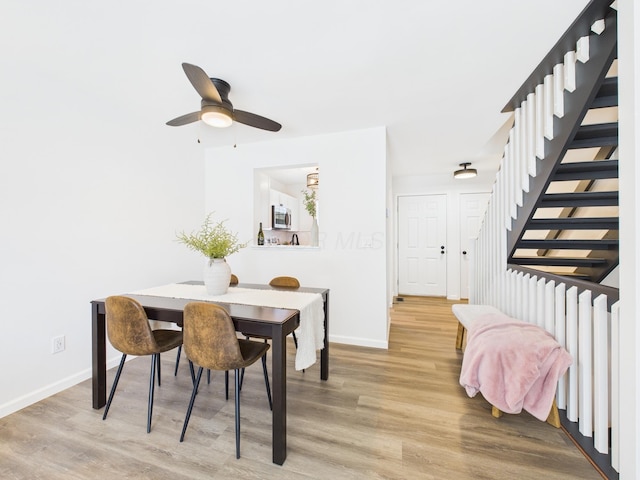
[0,297,601,479]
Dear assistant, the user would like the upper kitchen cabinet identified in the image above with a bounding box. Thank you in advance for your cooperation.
[253,171,272,230]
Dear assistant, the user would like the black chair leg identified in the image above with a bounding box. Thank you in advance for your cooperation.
[188,360,196,387]
[156,353,162,387]
[174,345,182,376]
[180,366,204,442]
[147,353,157,433]
[261,353,272,410]
[240,368,245,390]
[103,353,127,420]
[225,371,229,400]
[234,368,241,459]
[207,369,211,385]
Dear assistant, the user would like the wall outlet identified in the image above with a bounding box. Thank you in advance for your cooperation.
[52,335,65,354]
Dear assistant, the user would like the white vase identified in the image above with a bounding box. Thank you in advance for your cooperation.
[310,217,319,247]
[203,258,231,295]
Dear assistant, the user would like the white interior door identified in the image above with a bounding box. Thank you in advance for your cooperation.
[460,193,490,299]
[398,195,447,296]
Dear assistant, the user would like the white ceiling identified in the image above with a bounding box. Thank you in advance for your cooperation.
[5,0,590,178]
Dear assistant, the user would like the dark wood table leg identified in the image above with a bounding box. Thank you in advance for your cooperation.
[271,322,288,465]
[321,293,329,381]
[91,302,107,409]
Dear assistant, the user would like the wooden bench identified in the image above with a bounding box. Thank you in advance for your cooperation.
[452,303,561,428]
[452,304,502,351]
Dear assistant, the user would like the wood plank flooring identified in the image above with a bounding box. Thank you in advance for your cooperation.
[0,296,601,479]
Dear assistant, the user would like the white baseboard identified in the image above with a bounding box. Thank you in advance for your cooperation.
[0,369,92,419]
[328,334,388,349]
[0,356,123,419]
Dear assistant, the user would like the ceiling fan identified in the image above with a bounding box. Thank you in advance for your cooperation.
[166,63,282,132]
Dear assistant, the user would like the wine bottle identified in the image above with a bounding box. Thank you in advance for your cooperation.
[257,222,265,245]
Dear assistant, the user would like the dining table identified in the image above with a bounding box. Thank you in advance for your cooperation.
[90,281,330,465]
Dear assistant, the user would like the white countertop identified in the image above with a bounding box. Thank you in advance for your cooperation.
[251,245,320,250]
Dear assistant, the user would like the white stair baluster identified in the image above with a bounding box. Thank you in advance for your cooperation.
[508,135,517,220]
[576,35,590,63]
[514,108,523,207]
[509,270,518,318]
[535,277,545,328]
[566,286,578,422]
[498,168,510,231]
[555,282,567,409]
[611,301,620,471]
[553,63,565,118]
[544,74,554,140]
[519,99,529,192]
[591,19,605,35]
[535,84,545,159]
[522,273,531,322]
[543,279,554,333]
[526,92,537,176]
[593,294,608,454]
[564,50,577,92]
[578,290,593,437]
[516,271,524,320]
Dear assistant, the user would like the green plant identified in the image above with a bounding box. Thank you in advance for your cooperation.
[176,212,247,260]
[301,189,317,218]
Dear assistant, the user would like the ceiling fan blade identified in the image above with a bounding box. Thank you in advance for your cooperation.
[166,111,201,126]
[181,63,222,103]
[233,110,282,132]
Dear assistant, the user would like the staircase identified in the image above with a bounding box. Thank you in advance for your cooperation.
[505,6,619,284]
[470,2,621,477]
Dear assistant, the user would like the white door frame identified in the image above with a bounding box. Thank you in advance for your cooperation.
[459,192,490,299]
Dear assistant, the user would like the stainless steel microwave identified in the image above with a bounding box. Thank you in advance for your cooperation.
[272,205,291,230]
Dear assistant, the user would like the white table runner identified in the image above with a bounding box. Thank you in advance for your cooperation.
[130,283,324,371]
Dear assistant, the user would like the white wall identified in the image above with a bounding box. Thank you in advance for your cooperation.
[0,7,205,417]
[203,127,390,348]
[617,1,640,477]
[392,171,496,300]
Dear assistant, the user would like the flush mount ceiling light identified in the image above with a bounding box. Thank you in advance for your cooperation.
[307,169,319,189]
[453,162,477,179]
[200,105,233,128]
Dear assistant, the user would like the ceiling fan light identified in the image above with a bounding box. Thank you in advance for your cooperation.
[201,106,232,128]
[453,162,477,179]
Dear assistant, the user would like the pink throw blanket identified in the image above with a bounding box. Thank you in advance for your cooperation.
[459,313,572,421]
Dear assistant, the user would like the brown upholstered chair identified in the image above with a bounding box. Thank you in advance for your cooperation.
[179,302,272,459]
[241,275,302,381]
[269,276,300,349]
[174,273,239,378]
[103,295,183,433]
[269,276,300,288]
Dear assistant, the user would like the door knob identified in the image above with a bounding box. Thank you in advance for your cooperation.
[462,251,467,255]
